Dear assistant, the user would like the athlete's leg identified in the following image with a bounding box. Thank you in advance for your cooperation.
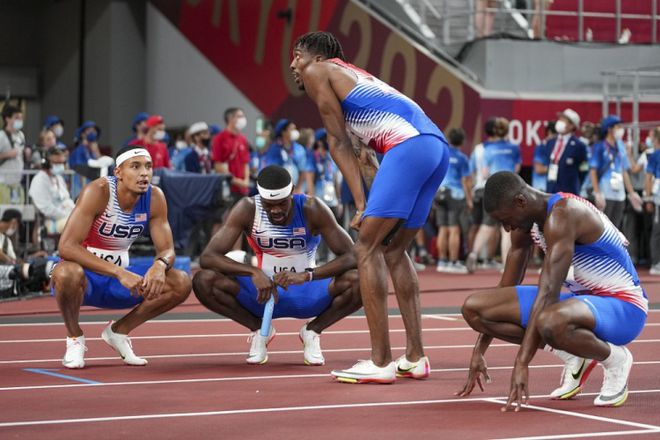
[192,269,261,331]
[113,269,191,334]
[52,262,88,338]
[462,286,528,344]
[307,269,361,333]
[437,226,449,261]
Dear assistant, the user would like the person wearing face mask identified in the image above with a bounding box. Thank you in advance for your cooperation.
[590,115,642,229]
[542,109,588,195]
[262,119,308,193]
[211,107,251,199]
[183,121,212,174]
[44,115,67,150]
[123,112,149,147]
[0,105,26,205]
[69,120,102,170]
[30,128,59,169]
[28,148,75,234]
[644,127,660,275]
[0,209,21,264]
[128,115,171,169]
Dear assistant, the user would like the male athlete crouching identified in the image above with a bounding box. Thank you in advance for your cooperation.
[52,146,191,368]
[457,172,646,409]
[193,165,361,365]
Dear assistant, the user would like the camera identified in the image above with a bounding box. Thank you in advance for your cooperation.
[0,258,55,298]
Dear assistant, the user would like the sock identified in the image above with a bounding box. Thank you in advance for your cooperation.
[544,345,575,363]
[601,343,626,369]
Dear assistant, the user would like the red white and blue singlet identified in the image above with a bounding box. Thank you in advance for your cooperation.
[328,58,445,154]
[82,176,152,268]
[531,192,648,313]
[247,194,320,278]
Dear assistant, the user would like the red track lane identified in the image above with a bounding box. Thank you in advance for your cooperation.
[1,271,659,438]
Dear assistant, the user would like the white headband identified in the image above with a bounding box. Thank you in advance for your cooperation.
[257,181,293,200]
[116,148,152,167]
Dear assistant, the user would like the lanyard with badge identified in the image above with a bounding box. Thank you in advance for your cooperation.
[605,142,623,191]
[548,137,567,182]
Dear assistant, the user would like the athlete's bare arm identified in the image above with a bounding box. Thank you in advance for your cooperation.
[140,187,176,298]
[274,197,355,289]
[301,62,366,224]
[199,198,277,303]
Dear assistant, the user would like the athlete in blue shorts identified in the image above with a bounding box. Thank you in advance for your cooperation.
[458,172,647,409]
[291,31,448,383]
[193,165,361,366]
[51,146,191,369]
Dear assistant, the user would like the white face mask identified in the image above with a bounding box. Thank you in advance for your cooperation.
[175,141,187,150]
[614,127,625,140]
[5,227,16,236]
[290,129,300,142]
[12,119,23,131]
[235,117,247,131]
[53,126,64,138]
[51,163,66,175]
[646,136,654,149]
[153,130,166,141]
[554,120,567,135]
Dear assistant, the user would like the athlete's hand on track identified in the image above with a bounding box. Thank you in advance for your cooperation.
[502,361,529,412]
[140,263,167,300]
[273,270,307,289]
[350,210,364,230]
[252,270,279,304]
[455,351,490,397]
[117,270,144,297]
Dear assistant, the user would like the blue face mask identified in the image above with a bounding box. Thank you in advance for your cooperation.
[86,132,98,143]
[51,163,66,175]
[255,136,267,149]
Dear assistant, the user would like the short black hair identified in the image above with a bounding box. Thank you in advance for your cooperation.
[224,107,242,124]
[483,171,526,213]
[294,31,346,61]
[2,105,21,124]
[45,147,63,160]
[448,128,465,147]
[257,165,292,190]
[1,208,22,223]
[485,118,497,137]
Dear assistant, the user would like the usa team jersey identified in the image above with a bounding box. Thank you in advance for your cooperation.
[247,194,320,277]
[531,192,648,313]
[82,176,152,267]
[327,58,445,154]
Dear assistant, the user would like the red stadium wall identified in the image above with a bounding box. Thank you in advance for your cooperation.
[151,0,660,165]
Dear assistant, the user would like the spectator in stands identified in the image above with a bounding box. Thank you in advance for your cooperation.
[624,137,650,265]
[299,127,317,195]
[212,107,251,200]
[476,0,497,38]
[170,131,191,171]
[0,105,26,205]
[544,108,588,195]
[589,115,642,229]
[313,129,341,210]
[30,128,59,169]
[129,115,171,169]
[531,0,553,39]
[250,124,272,190]
[467,117,521,271]
[435,128,472,274]
[209,123,221,137]
[123,112,149,146]
[183,121,212,174]
[0,209,21,264]
[262,119,307,192]
[532,121,556,191]
[28,148,74,234]
[44,115,66,150]
[644,127,660,275]
[69,121,101,170]
[580,121,597,146]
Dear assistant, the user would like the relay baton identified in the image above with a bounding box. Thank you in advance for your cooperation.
[260,295,275,337]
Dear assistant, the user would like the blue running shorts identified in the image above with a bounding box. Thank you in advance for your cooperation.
[51,262,151,309]
[516,285,646,346]
[235,276,333,319]
[363,134,449,229]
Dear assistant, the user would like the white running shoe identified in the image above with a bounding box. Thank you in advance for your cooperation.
[331,360,396,384]
[465,253,478,273]
[550,354,597,399]
[395,355,430,379]
[650,263,660,276]
[101,321,148,366]
[299,324,324,366]
[246,326,276,365]
[436,260,449,273]
[450,261,470,274]
[594,346,633,407]
[62,336,87,369]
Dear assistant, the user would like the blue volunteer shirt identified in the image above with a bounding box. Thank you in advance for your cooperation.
[261,141,308,185]
[646,149,660,203]
[589,139,631,202]
[441,146,471,199]
[484,140,521,176]
[545,135,588,195]
[532,143,549,191]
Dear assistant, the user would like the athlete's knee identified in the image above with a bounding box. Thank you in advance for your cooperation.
[166,269,192,303]
[192,269,217,299]
[461,292,487,329]
[537,307,571,347]
[354,241,381,265]
[383,245,406,267]
[51,262,85,297]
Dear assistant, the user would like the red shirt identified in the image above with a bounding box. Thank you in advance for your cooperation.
[211,129,250,195]
[128,138,171,169]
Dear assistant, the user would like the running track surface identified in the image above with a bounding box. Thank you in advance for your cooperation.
[1,269,660,439]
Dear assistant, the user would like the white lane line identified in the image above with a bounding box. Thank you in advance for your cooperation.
[3,362,660,392]
[485,397,660,430]
[423,314,458,321]
[491,428,660,440]
[1,390,659,429]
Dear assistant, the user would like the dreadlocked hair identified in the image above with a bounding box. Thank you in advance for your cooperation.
[294,31,346,61]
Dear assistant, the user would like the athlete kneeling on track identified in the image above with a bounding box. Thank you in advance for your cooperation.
[51,146,192,369]
[193,165,361,366]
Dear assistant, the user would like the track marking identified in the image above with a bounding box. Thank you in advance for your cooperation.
[23,368,102,385]
[492,428,660,440]
[423,314,458,321]
[1,390,659,429]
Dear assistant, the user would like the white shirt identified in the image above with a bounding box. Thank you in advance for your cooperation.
[28,170,75,220]
[0,233,16,261]
[0,130,25,185]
